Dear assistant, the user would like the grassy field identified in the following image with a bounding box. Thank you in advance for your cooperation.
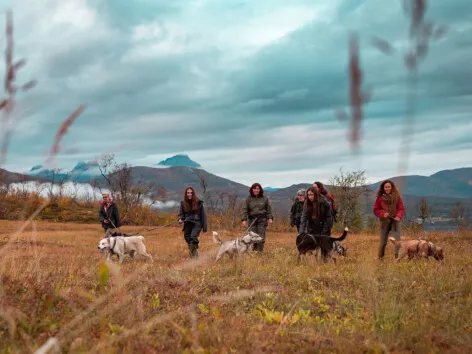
[0,220,471,353]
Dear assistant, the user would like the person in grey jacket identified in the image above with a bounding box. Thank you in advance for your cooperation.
[241,183,273,252]
[290,189,306,234]
[178,186,208,259]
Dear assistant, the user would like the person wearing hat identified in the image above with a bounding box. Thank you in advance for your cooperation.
[290,189,306,234]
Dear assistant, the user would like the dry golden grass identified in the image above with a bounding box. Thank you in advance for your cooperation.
[0,220,471,353]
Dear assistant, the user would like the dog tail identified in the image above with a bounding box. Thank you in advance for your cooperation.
[332,227,349,242]
[388,237,401,246]
[212,231,222,245]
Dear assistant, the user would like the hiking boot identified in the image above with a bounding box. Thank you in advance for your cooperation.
[188,244,199,259]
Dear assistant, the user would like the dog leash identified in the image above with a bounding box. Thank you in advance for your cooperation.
[125,221,180,236]
[243,217,258,234]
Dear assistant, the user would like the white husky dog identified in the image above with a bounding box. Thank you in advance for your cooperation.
[212,231,263,261]
[98,236,153,264]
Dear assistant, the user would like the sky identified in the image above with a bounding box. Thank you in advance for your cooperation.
[1,0,471,188]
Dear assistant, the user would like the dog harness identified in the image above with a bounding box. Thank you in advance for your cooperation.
[427,242,435,256]
[110,237,118,255]
[235,237,251,249]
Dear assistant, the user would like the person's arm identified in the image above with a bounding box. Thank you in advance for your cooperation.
[201,204,208,232]
[373,197,384,218]
[395,196,406,220]
[266,197,273,221]
[290,202,296,227]
[114,204,121,227]
[99,206,105,223]
[241,197,249,221]
[321,199,332,235]
[299,203,307,234]
[178,202,185,222]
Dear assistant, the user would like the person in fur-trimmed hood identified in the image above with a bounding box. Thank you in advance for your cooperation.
[99,192,121,231]
[373,179,406,260]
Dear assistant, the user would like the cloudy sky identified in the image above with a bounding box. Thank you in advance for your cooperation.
[1,0,471,187]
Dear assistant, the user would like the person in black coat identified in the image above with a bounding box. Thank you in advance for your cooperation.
[297,186,333,246]
[99,192,121,231]
[178,186,208,259]
[290,189,306,234]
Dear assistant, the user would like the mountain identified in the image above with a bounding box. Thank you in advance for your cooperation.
[128,166,248,200]
[157,154,201,169]
[367,168,472,199]
[30,165,42,172]
[71,161,100,174]
[0,168,46,184]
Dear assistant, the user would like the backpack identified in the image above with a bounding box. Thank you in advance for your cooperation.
[326,193,338,222]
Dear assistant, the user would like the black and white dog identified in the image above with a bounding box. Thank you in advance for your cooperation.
[296,227,349,264]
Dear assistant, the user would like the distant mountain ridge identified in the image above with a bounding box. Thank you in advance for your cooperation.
[11,159,472,200]
[157,154,201,168]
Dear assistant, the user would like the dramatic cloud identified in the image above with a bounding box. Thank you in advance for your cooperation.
[1,0,471,187]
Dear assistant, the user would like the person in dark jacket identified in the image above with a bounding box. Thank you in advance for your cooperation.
[241,183,273,252]
[178,186,208,259]
[373,179,405,260]
[297,186,332,246]
[99,192,121,231]
[313,181,338,225]
[290,189,306,233]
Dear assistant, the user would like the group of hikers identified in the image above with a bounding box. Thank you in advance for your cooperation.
[99,179,405,260]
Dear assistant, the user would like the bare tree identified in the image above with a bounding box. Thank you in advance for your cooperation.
[149,186,169,208]
[416,198,432,227]
[44,168,69,205]
[451,201,465,222]
[226,192,239,229]
[97,154,117,197]
[328,169,369,227]
[70,181,83,205]
[194,170,212,210]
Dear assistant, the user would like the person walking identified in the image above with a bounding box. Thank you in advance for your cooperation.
[241,183,273,252]
[178,186,208,259]
[298,186,333,239]
[313,181,338,226]
[373,179,405,260]
[290,189,306,234]
[99,192,121,232]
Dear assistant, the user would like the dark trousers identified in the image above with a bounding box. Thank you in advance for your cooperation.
[183,221,201,246]
[379,219,400,259]
[102,223,114,231]
[248,217,267,252]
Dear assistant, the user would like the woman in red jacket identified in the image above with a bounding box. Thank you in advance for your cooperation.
[373,179,405,260]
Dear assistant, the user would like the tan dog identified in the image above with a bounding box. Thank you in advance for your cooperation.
[389,237,444,263]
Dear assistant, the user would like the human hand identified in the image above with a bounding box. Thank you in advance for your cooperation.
[242,221,247,227]
[383,213,390,218]
[178,219,182,224]
[104,220,109,224]
[394,217,400,221]
[268,219,273,225]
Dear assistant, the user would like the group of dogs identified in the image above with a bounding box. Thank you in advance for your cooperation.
[97,226,444,264]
